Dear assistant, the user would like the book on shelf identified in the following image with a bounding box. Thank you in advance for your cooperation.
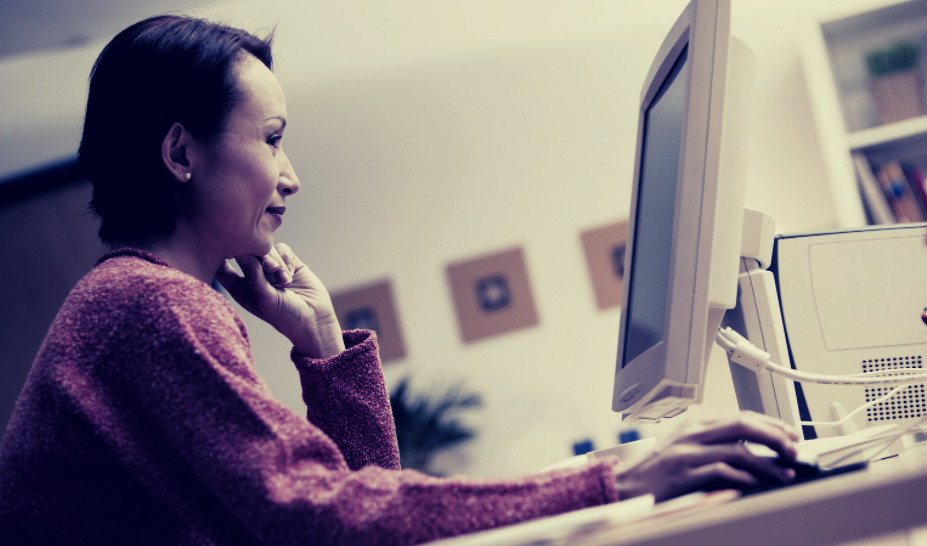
[902,164,927,218]
[875,160,924,223]
[852,152,895,224]
[854,153,927,224]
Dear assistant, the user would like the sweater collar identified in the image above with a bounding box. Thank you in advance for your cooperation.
[95,247,173,269]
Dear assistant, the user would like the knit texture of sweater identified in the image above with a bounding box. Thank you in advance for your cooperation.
[0,248,619,545]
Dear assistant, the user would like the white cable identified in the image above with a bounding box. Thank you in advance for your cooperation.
[715,327,927,465]
[716,328,927,386]
[770,365,927,386]
[842,368,926,378]
[716,332,737,352]
[774,365,927,385]
[800,384,910,427]
[862,414,927,463]
[824,413,927,468]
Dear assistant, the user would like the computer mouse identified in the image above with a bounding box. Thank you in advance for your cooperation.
[744,442,819,474]
[738,442,821,492]
[766,454,821,481]
[739,457,866,497]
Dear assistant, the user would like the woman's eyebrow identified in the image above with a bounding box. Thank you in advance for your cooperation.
[264,116,286,128]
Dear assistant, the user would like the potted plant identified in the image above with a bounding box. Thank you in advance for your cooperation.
[389,378,482,475]
[866,41,924,125]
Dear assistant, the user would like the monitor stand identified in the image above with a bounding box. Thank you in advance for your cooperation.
[722,208,802,432]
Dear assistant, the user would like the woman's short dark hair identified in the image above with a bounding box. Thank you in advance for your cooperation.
[79,15,274,245]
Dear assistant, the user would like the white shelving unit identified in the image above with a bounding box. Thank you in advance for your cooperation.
[803,0,927,227]
[846,114,927,149]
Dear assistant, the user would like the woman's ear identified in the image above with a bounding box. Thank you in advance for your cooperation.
[161,122,194,182]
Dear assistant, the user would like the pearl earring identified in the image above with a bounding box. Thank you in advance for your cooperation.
[184,173,191,180]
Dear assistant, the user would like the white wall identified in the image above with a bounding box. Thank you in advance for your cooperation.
[0,0,888,478]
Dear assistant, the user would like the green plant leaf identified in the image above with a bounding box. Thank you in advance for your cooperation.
[389,377,483,475]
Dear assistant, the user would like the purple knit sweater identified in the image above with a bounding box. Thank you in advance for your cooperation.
[0,249,619,545]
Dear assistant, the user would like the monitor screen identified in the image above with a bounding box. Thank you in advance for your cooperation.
[622,46,690,368]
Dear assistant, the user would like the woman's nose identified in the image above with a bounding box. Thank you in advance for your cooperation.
[278,149,300,196]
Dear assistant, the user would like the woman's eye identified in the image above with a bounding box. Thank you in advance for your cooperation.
[267,135,282,149]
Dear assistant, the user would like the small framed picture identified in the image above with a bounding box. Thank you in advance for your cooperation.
[580,220,629,310]
[446,246,539,343]
[330,279,407,363]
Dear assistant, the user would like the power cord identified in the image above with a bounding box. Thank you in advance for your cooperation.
[717,328,927,386]
[716,327,927,462]
[800,384,910,428]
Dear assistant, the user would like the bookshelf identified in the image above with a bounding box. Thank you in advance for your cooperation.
[803,0,927,227]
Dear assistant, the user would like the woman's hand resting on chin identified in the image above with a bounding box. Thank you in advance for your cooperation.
[215,242,345,359]
[613,411,800,502]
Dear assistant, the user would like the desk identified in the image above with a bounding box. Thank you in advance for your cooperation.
[598,445,927,546]
[434,444,927,546]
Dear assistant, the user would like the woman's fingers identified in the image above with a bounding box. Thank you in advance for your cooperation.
[236,254,278,302]
[214,260,265,319]
[683,461,760,493]
[686,443,796,482]
[275,242,298,278]
[683,412,798,459]
[615,412,802,502]
[237,243,300,291]
[745,411,801,441]
[257,246,290,286]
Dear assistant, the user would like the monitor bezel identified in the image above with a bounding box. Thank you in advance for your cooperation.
[613,0,731,418]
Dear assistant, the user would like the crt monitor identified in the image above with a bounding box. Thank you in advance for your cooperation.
[612,0,755,423]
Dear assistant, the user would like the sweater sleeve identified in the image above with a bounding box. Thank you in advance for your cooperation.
[53,266,620,546]
[292,330,400,472]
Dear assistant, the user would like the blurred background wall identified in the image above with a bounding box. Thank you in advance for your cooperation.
[0,0,884,478]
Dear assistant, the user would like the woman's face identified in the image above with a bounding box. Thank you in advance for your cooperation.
[187,54,299,260]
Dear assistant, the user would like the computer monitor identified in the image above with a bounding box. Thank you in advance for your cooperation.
[612,0,755,422]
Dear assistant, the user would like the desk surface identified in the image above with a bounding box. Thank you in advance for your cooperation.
[598,444,927,546]
[434,443,927,546]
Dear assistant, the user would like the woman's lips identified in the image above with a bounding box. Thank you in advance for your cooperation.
[266,206,285,224]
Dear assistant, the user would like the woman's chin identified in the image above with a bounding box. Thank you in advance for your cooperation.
[229,238,274,260]
[255,240,274,257]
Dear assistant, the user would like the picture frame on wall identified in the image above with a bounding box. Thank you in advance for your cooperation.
[446,246,539,343]
[330,279,407,363]
[580,220,629,311]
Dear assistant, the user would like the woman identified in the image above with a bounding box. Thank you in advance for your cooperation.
[0,15,799,546]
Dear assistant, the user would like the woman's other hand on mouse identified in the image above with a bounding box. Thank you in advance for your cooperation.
[612,411,800,502]
[216,242,345,359]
